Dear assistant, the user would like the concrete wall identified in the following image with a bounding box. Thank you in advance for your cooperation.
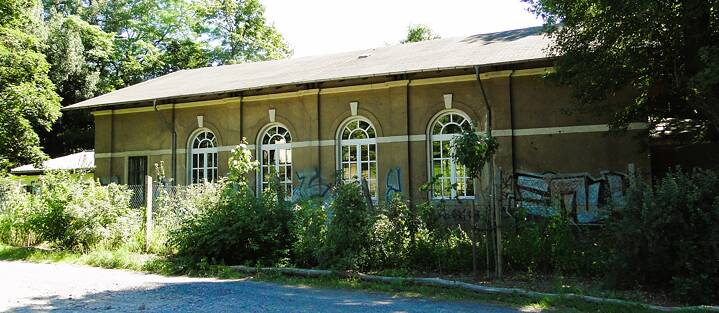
[92,68,650,203]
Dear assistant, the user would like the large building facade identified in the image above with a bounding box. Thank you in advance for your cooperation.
[67,28,649,220]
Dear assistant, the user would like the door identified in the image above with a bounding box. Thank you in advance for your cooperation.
[128,156,148,207]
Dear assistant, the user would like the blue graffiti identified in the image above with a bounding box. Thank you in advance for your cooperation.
[291,168,331,202]
[385,167,402,201]
[515,171,626,223]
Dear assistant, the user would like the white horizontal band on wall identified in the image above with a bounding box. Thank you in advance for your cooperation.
[95,123,648,158]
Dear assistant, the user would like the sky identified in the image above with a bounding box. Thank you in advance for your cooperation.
[261,0,544,58]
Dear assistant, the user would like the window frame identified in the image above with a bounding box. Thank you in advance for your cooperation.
[188,128,219,184]
[257,123,293,199]
[427,110,475,200]
[336,117,378,200]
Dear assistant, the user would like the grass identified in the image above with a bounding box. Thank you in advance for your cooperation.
[0,244,713,313]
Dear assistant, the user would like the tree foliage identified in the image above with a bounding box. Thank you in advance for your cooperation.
[401,24,440,43]
[196,0,291,64]
[524,0,719,140]
[0,0,292,166]
[0,0,61,169]
[450,128,499,179]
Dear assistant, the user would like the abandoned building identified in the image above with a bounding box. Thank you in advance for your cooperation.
[63,27,650,222]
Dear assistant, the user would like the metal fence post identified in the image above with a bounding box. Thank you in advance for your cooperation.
[145,175,153,252]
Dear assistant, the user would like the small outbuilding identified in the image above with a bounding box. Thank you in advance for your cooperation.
[10,151,95,189]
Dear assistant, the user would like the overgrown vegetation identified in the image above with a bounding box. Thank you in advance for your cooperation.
[605,169,719,304]
[1,144,717,305]
[0,171,141,252]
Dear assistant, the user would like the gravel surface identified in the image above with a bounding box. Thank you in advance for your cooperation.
[0,261,521,312]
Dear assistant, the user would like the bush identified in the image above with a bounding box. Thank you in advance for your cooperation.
[26,171,136,251]
[0,177,35,246]
[503,211,605,276]
[152,182,224,254]
[406,201,475,274]
[169,144,293,265]
[320,182,373,270]
[368,195,412,269]
[290,199,327,267]
[605,168,719,304]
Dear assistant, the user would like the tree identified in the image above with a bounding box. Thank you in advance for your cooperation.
[0,0,61,170]
[195,0,291,64]
[451,129,499,277]
[524,0,719,141]
[401,24,440,43]
[36,0,292,157]
[39,14,114,156]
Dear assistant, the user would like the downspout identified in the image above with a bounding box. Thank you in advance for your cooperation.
[239,93,244,140]
[109,109,115,182]
[171,103,177,185]
[474,65,501,279]
[509,70,517,175]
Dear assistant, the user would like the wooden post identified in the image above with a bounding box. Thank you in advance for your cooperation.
[145,175,153,252]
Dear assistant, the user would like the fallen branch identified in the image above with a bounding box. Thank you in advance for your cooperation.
[228,265,719,312]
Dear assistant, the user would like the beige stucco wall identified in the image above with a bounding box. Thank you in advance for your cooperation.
[92,68,650,202]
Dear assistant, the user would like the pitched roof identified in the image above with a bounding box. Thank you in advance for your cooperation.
[10,151,95,175]
[64,26,550,111]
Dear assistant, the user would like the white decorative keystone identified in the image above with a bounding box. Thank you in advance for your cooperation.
[197,115,204,128]
[269,109,276,122]
[350,101,358,116]
[443,94,453,109]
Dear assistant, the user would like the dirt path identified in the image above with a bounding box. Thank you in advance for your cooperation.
[0,261,520,312]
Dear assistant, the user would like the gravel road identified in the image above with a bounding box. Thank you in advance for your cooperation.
[0,261,521,312]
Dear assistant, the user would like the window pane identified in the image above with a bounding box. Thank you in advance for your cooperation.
[432,141,441,158]
[349,145,357,161]
[342,146,350,161]
[366,125,376,138]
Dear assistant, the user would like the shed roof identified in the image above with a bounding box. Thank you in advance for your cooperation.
[10,151,95,175]
[64,26,550,111]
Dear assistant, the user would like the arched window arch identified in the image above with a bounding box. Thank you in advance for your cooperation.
[189,129,218,184]
[258,124,293,199]
[429,111,474,199]
[338,118,377,199]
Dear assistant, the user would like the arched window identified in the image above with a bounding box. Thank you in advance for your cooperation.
[429,112,474,199]
[189,129,218,184]
[339,119,377,199]
[259,124,293,199]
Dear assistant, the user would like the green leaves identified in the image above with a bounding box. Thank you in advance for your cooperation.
[195,0,291,64]
[0,0,61,168]
[606,168,719,303]
[401,24,440,44]
[526,0,719,141]
[450,128,498,179]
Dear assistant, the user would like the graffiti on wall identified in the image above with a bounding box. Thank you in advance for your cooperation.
[385,167,402,201]
[515,171,627,223]
[291,168,331,202]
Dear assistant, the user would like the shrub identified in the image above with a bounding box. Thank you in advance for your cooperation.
[0,177,35,246]
[503,211,605,276]
[605,168,719,304]
[406,200,475,274]
[320,182,373,270]
[290,199,327,267]
[151,182,224,254]
[368,195,412,269]
[169,143,293,265]
[26,171,136,251]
